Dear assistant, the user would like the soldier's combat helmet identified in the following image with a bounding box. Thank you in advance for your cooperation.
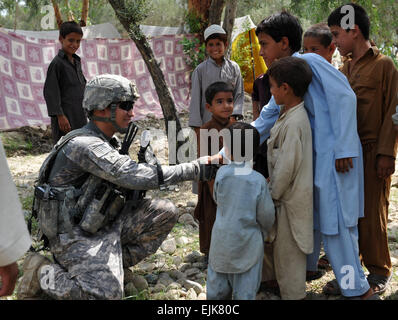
[83,74,140,133]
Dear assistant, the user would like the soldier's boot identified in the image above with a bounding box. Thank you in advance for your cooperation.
[16,253,51,300]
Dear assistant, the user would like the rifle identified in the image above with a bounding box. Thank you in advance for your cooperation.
[120,122,148,207]
[122,122,166,191]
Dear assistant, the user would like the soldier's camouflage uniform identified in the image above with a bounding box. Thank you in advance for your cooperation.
[39,121,200,300]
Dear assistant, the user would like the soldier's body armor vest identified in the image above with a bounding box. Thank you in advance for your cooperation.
[31,128,128,249]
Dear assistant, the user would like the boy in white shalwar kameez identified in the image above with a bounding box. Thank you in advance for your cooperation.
[266,57,313,300]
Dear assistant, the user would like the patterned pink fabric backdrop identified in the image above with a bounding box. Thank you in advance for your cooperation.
[0,29,192,130]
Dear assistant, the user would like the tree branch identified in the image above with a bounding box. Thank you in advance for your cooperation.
[80,0,89,26]
[51,0,63,28]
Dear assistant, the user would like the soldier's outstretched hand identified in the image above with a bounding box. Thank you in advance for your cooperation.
[193,156,220,181]
[199,164,220,181]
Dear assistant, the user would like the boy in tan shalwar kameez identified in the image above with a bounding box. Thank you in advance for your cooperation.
[265,57,314,300]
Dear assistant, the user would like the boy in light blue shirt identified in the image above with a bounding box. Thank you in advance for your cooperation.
[206,122,275,300]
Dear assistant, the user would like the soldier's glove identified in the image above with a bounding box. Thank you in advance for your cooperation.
[199,164,220,181]
[192,156,220,181]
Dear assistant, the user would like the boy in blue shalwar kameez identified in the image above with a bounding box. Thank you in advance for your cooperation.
[207,122,275,300]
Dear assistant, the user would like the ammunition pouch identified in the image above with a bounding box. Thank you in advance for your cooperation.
[76,176,128,234]
[33,184,81,240]
[33,180,130,238]
[34,178,146,239]
[79,182,112,234]
[78,183,147,234]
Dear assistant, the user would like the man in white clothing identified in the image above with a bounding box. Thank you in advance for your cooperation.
[0,139,32,297]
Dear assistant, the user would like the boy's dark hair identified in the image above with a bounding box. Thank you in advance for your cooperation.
[255,10,303,53]
[205,33,228,44]
[327,3,370,40]
[60,21,83,38]
[205,81,234,104]
[227,122,260,161]
[268,56,313,98]
[304,23,333,47]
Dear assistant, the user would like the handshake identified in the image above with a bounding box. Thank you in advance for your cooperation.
[193,155,222,182]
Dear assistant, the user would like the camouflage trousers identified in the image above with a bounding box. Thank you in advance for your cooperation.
[39,198,177,300]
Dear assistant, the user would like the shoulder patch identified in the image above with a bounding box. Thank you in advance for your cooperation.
[88,142,131,176]
[103,150,121,164]
[90,143,113,158]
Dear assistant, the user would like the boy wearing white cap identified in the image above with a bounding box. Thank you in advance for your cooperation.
[189,24,244,136]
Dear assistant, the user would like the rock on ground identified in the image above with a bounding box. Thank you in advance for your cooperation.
[172,256,183,266]
[152,283,166,293]
[161,238,177,254]
[186,201,196,207]
[131,275,148,291]
[136,261,155,273]
[186,288,197,300]
[178,213,195,225]
[184,251,202,263]
[124,282,138,297]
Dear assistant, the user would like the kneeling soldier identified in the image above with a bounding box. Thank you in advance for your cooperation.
[17,74,215,300]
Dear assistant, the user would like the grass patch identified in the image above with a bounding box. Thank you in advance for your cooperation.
[21,194,34,211]
[124,289,151,300]
[385,291,398,300]
[0,132,34,157]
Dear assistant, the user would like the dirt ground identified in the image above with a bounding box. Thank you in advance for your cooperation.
[1,96,398,300]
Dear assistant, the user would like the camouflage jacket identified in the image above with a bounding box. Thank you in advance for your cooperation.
[46,121,199,189]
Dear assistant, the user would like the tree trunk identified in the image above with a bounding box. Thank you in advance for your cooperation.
[208,0,226,25]
[108,0,184,162]
[188,0,212,38]
[51,0,63,28]
[188,0,212,21]
[80,0,89,26]
[222,0,237,58]
[13,2,18,31]
[65,0,75,21]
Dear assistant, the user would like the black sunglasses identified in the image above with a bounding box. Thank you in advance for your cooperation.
[117,101,134,111]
